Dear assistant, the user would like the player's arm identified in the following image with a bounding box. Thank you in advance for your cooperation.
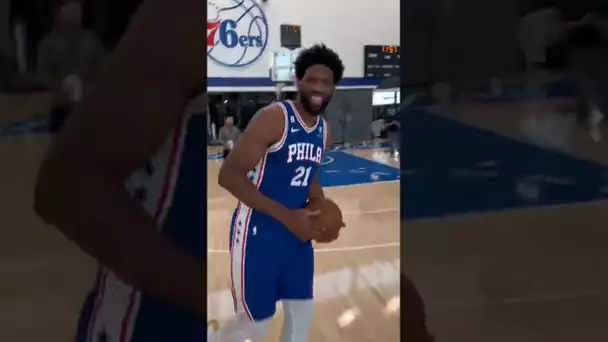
[34,0,206,317]
[308,121,333,202]
[218,106,292,224]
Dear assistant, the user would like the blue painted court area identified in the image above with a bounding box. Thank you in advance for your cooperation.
[318,151,399,187]
[0,118,47,137]
[209,149,400,188]
[402,110,608,219]
[9,106,608,221]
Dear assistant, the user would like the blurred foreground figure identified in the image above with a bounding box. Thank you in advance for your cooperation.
[34,0,207,340]
[403,274,434,341]
[567,12,608,141]
[37,0,107,133]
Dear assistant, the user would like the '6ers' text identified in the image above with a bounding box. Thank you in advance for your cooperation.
[207,19,263,48]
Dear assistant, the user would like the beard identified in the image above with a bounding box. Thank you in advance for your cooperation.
[300,93,332,116]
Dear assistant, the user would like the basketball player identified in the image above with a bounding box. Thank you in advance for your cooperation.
[34,0,208,341]
[214,44,344,341]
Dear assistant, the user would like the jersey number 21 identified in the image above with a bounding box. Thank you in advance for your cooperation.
[291,166,312,187]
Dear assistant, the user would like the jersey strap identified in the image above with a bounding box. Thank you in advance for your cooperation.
[268,102,289,153]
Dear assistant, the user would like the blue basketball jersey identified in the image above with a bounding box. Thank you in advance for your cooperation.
[250,100,326,210]
[230,100,326,245]
[227,101,325,321]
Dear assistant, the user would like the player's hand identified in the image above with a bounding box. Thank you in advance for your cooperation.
[284,209,323,241]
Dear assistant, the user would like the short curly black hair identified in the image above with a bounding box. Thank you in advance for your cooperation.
[294,44,345,85]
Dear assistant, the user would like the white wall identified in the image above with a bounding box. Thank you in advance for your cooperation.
[207,0,399,90]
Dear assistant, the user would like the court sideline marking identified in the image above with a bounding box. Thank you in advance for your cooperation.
[208,204,398,216]
[429,290,600,309]
[208,242,400,254]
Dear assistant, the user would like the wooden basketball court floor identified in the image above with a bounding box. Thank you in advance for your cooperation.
[407,101,608,341]
[4,99,608,341]
[0,131,400,341]
[207,146,401,341]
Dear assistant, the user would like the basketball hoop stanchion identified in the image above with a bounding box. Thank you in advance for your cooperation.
[270,49,298,101]
[275,82,285,101]
[276,76,296,101]
[270,66,282,101]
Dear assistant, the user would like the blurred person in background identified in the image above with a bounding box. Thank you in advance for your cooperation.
[0,36,43,92]
[208,95,222,142]
[565,7,608,141]
[385,106,400,157]
[218,116,241,159]
[336,99,352,146]
[517,2,594,99]
[240,97,258,131]
[37,0,107,133]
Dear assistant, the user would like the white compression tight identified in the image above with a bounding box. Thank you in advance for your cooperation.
[280,299,315,342]
[216,299,314,342]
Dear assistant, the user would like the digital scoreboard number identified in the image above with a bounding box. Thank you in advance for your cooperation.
[363,45,400,78]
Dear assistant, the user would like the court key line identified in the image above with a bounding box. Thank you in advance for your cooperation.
[208,241,400,254]
[207,204,399,216]
[208,206,400,253]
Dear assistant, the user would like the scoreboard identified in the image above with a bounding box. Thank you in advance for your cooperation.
[280,24,302,50]
[363,45,400,78]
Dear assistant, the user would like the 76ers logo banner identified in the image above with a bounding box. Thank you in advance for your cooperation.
[207,0,269,68]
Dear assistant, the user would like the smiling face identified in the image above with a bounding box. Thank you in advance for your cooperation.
[297,64,336,116]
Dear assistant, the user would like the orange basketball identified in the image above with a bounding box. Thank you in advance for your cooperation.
[306,197,345,243]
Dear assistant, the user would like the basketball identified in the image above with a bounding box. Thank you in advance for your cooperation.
[306,197,345,243]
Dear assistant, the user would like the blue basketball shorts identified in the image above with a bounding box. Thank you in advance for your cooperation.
[230,203,314,321]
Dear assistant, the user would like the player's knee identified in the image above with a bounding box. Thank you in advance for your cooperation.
[281,299,314,341]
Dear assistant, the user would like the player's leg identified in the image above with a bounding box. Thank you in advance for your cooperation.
[277,242,315,342]
[216,214,279,341]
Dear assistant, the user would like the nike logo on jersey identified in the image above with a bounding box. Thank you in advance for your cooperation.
[290,128,301,133]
